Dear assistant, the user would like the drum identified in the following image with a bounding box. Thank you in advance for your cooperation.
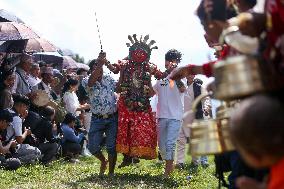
[46,100,67,123]
[32,90,50,107]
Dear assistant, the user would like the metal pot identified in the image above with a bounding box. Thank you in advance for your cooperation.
[213,55,271,100]
[188,94,235,156]
[220,26,259,54]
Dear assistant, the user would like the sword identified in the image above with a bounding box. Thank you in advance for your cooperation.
[95,11,103,53]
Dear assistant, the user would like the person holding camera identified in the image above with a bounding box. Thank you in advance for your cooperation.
[61,113,86,162]
[0,109,21,170]
[28,106,59,165]
[5,94,41,165]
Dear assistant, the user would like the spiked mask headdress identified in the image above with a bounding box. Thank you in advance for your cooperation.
[126,34,158,64]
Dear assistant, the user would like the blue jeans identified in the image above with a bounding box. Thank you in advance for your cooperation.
[158,118,182,160]
[87,115,118,156]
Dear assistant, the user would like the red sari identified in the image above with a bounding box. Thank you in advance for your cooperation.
[116,97,157,159]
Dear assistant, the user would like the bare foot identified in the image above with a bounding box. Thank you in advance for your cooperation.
[99,160,108,176]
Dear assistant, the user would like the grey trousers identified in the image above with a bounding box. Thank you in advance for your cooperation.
[14,144,41,164]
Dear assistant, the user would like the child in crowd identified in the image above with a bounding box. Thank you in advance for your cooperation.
[230,95,284,189]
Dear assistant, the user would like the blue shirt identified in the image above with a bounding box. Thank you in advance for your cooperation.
[61,124,84,144]
[82,74,117,115]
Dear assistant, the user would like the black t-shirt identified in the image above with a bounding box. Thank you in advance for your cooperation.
[32,117,54,144]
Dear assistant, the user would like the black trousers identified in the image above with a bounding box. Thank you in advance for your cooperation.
[62,141,83,157]
[38,142,58,164]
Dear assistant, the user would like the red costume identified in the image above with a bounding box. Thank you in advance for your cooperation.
[265,0,284,72]
[268,157,284,189]
[114,34,183,159]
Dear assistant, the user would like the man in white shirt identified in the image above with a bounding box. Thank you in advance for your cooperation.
[28,63,41,88]
[12,54,33,96]
[176,76,211,169]
[153,49,186,177]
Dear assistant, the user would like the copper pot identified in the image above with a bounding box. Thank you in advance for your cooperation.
[188,95,235,156]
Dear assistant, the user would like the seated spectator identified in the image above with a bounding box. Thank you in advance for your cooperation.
[0,69,15,109]
[61,113,85,161]
[6,94,41,164]
[230,95,284,189]
[62,78,90,115]
[12,53,36,99]
[29,106,58,165]
[32,66,56,101]
[0,109,21,170]
[28,63,41,88]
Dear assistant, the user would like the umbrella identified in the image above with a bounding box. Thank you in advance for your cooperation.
[63,56,78,69]
[76,63,90,70]
[0,9,24,23]
[0,38,57,53]
[33,51,63,65]
[0,39,27,53]
[0,22,39,41]
[25,38,57,53]
[0,53,22,71]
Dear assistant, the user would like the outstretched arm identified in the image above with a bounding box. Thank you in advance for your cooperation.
[115,63,126,93]
[105,61,120,74]
[149,63,174,80]
[170,61,215,80]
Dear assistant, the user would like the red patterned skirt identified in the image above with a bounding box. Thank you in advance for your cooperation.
[116,97,157,159]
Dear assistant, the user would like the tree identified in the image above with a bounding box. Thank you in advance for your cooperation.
[72,53,85,63]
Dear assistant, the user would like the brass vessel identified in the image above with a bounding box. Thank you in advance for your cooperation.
[188,94,235,156]
[213,55,268,100]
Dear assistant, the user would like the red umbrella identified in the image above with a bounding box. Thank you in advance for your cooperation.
[25,38,57,53]
[0,22,39,41]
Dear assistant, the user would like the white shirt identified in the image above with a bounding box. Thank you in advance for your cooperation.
[28,75,41,88]
[6,109,23,141]
[150,95,158,113]
[63,91,80,114]
[183,83,210,125]
[153,77,184,120]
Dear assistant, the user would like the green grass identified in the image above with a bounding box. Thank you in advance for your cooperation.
[0,154,227,189]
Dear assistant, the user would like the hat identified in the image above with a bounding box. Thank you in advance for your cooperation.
[40,67,53,75]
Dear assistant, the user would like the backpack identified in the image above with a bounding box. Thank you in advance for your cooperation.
[22,111,42,146]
